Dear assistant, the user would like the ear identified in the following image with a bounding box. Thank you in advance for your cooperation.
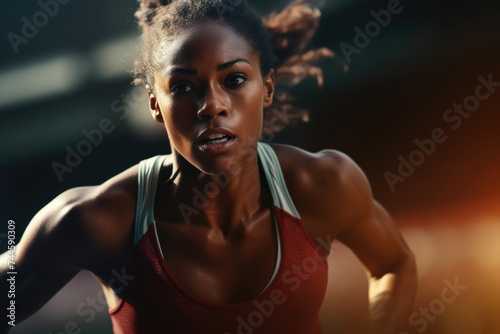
[263,69,275,109]
[147,85,164,124]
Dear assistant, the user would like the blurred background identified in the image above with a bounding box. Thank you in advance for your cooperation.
[1,0,499,333]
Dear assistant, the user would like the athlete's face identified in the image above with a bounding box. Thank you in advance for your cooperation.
[148,21,275,174]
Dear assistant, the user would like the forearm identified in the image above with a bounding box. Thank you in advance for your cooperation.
[368,252,417,334]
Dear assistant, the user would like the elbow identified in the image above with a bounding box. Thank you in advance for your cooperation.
[370,248,417,280]
[398,249,418,298]
[394,248,417,282]
[403,248,417,280]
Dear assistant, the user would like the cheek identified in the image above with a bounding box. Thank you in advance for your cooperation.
[233,81,264,122]
[158,100,195,150]
[161,98,193,130]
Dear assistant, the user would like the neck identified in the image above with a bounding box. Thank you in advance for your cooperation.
[169,147,266,235]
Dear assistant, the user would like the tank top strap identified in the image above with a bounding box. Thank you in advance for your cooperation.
[134,144,298,245]
[134,155,166,246]
[257,142,301,219]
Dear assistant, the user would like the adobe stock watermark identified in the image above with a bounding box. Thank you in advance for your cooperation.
[385,73,499,192]
[7,0,72,54]
[178,106,301,223]
[339,0,407,64]
[51,87,144,183]
[47,267,135,334]
[178,135,260,223]
[400,277,467,334]
[224,236,340,334]
[260,106,301,143]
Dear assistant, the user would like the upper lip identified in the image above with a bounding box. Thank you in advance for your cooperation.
[196,127,236,143]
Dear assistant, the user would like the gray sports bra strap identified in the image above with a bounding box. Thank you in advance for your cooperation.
[134,155,166,246]
[133,143,299,246]
[257,142,301,219]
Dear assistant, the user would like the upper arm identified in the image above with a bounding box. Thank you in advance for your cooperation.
[13,162,138,272]
[290,148,413,278]
[16,188,94,271]
[0,187,95,325]
[336,199,413,278]
[0,172,137,326]
[320,151,412,278]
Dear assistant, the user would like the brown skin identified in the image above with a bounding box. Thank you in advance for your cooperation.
[0,22,416,333]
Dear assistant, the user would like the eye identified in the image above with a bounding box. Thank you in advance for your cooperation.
[225,73,247,88]
[170,82,194,95]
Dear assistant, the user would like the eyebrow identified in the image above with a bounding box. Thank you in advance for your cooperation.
[217,58,251,71]
[166,58,251,76]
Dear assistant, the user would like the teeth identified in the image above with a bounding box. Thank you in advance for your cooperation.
[199,135,231,148]
[209,137,230,144]
[207,134,225,140]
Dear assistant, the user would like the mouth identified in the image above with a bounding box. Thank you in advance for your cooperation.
[196,128,237,154]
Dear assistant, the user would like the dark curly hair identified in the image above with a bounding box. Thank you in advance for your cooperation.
[132,0,344,137]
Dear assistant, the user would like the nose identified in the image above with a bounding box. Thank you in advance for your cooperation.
[197,83,229,120]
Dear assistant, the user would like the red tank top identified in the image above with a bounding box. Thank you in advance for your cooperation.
[109,142,329,333]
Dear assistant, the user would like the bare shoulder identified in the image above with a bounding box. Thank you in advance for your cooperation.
[270,143,373,238]
[18,163,140,272]
[77,162,140,254]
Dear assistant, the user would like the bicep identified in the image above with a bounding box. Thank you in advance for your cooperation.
[336,200,411,278]
[1,190,91,323]
[16,192,90,273]
[316,151,411,278]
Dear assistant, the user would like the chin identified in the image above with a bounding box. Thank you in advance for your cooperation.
[192,155,235,175]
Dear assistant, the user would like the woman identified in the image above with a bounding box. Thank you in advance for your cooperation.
[1,0,416,333]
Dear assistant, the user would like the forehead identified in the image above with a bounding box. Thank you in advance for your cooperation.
[153,21,257,69]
